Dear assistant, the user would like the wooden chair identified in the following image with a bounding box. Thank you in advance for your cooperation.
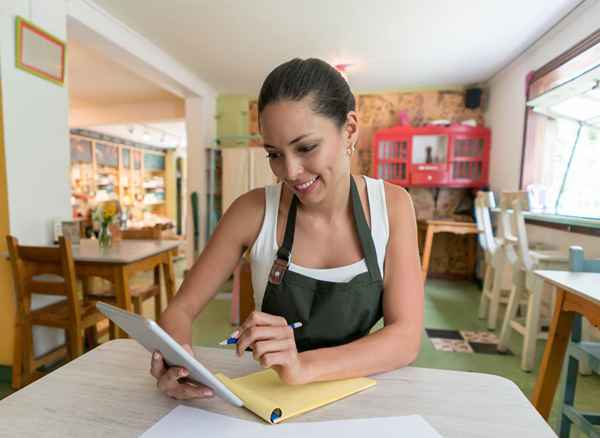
[475,191,515,330]
[558,246,600,438]
[497,192,569,371]
[85,225,164,321]
[7,235,109,389]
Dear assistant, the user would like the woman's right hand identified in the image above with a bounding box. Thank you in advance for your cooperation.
[150,344,215,400]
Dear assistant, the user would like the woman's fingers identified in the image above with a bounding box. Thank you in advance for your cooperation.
[157,366,215,400]
[150,351,166,378]
[236,325,293,356]
[252,339,293,361]
[239,311,287,333]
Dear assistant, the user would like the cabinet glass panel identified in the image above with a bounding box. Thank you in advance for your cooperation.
[377,140,408,160]
[451,161,482,180]
[133,150,142,170]
[453,138,483,158]
[70,137,93,162]
[412,135,447,164]
[122,148,131,168]
[378,163,407,181]
[95,142,119,168]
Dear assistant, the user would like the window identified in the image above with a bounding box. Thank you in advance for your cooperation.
[521,30,600,219]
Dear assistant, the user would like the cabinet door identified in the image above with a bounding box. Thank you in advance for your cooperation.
[221,148,250,213]
[248,148,276,189]
[372,134,410,185]
[448,134,488,187]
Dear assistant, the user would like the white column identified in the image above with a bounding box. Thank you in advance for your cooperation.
[184,94,217,268]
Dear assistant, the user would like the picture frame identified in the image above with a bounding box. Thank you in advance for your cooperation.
[15,16,66,86]
[61,221,81,245]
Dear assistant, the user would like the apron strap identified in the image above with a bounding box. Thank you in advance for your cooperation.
[350,176,383,283]
[275,177,383,283]
[276,192,299,262]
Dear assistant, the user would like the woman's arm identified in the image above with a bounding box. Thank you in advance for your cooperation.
[159,189,265,345]
[236,183,424,384]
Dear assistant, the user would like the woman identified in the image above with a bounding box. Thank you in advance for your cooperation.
[151,58,423,400]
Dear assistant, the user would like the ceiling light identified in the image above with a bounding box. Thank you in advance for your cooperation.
[143,132,151,142]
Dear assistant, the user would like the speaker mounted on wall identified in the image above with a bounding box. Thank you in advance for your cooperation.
[465,88,482,109]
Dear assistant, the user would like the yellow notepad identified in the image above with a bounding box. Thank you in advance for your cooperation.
[215,369,375,424]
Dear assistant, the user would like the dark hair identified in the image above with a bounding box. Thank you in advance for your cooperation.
[258,58,355,129]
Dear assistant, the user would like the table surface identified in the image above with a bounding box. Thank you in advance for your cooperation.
[535,270,600,306]
[71,239,180,264]
[0,340,556,437]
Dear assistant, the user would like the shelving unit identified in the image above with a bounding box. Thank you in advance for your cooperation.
[69,133,174,227]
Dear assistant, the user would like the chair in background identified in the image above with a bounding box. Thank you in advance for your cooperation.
[85,225,164,321]
[558,246,600,438]
[7,235,110,389]
[475,191,515,330]
[497,192,568,371]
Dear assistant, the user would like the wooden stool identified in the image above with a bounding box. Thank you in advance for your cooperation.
[420,219,479,282]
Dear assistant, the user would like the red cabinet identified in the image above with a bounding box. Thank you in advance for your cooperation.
[372,125,490,188]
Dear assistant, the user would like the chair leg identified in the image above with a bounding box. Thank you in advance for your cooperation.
[498,283,521,352]
[133,296,142,315]
[522,280,544,372]
[154,266,162,322]
[488,253,505,330]
[12,321,24,390]
[558,353,579,438]
[22,319,34,387]
[108,321,117,340]
[478,264,492,320]
[578,318,593,375]
[68,327,83,359]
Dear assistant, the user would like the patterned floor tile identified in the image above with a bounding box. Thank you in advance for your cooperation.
[460,330,500,344]
[429,338,474,353]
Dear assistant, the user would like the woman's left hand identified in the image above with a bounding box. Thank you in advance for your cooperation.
[236,311,310,385]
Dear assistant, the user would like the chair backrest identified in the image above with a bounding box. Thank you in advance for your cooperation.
[121,225,162,240]
[474,191,497,258]
[505,191,535,271]
[569,246,600,273]
[6,236,81,328]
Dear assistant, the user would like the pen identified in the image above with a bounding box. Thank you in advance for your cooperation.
[218,322,303,346]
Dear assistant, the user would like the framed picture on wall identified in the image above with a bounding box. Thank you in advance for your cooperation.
[15,16,66,86]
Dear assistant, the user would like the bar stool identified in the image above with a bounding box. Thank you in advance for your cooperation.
[475,191,515,330]
[497,192,568,371]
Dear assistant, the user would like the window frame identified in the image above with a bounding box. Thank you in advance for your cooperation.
[519,29,600,233]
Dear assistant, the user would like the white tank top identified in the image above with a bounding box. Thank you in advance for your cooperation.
[250,176,389,310]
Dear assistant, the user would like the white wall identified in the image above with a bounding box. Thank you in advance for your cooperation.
[1,0,73,358]
[485,0,600,257]
[1,0,72,245]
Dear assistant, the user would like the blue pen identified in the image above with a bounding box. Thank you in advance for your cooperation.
[218,322,303,346]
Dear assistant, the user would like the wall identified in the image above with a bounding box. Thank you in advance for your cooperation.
[485,0,600,257]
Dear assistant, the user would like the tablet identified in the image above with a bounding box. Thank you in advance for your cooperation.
[96,301,243,407]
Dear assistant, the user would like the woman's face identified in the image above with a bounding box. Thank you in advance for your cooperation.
[260,97,358,205]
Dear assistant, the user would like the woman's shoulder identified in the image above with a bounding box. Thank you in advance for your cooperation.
[221,187,272,249]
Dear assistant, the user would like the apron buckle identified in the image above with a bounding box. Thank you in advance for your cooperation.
[268,258,289,285]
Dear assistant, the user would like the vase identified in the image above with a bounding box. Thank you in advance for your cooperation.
[98,223,112,248]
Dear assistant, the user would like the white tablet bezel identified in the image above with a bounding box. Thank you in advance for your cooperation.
[96,302,243,407]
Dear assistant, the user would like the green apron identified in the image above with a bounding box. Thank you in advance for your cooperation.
[261,176,384,352]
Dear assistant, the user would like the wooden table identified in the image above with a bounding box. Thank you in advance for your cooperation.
[0,340,555,437]
[72,239,180,314]
[531,270,600,419]
[420,219,479,281]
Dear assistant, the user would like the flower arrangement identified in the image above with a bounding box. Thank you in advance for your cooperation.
[93,201,119,247]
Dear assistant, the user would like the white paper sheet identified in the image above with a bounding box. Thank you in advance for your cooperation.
[141,405,443,438]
